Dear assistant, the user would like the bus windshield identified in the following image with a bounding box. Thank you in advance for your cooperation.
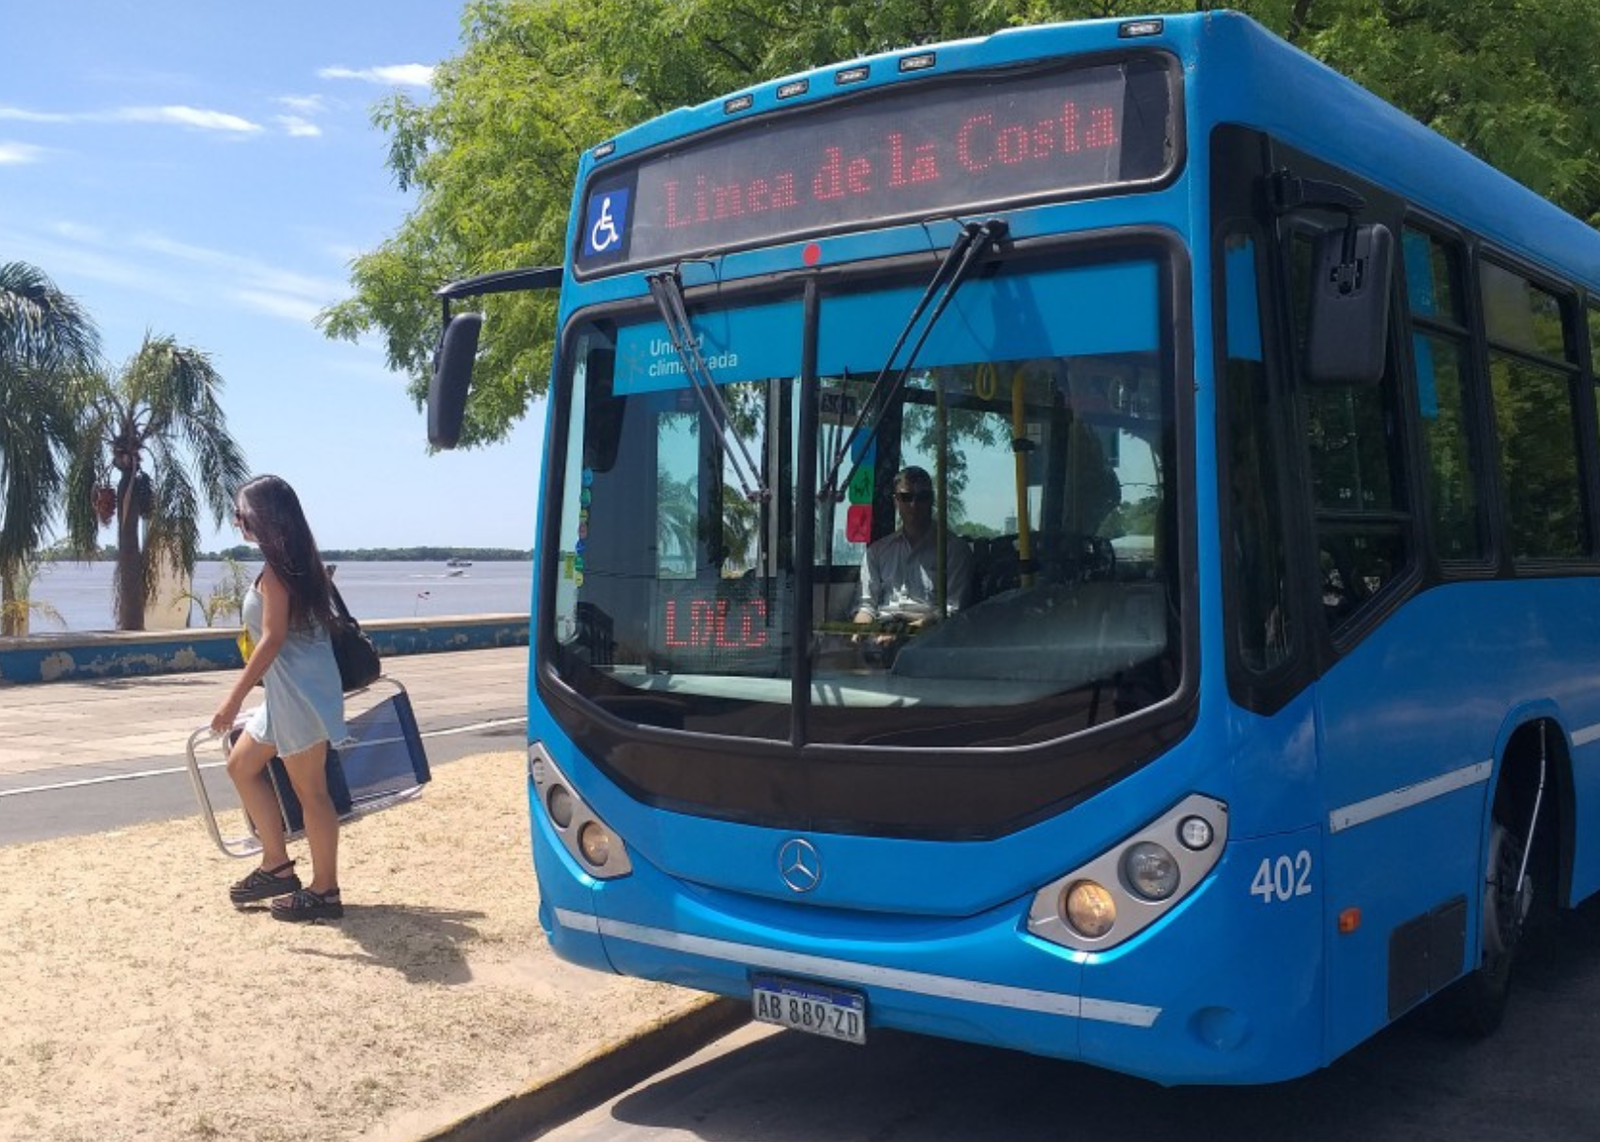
[548,246,1180,752]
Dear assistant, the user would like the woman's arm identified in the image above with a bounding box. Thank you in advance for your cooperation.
[210,567,292,733]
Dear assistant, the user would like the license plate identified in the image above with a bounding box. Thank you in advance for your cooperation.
[751,973,867,1045]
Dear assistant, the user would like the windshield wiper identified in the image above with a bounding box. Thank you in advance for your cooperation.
[646,269,769,502]
[817,219,1008,504]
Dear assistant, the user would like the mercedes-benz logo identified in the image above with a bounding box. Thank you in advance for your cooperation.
[777,838,822,893]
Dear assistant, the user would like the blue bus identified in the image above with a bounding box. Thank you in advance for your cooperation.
[430,11,1600,1084]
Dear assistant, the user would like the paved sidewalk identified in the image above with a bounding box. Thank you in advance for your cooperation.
[0,644,528,785]
[0,645,746,1142]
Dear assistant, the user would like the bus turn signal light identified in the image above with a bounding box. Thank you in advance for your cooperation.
[1338,907,1361,934]
[1065,881,1117,938]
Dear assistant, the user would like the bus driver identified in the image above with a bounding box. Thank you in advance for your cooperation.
[853,466,974,642]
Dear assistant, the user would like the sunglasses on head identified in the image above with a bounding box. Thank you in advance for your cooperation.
[894,490,933,503]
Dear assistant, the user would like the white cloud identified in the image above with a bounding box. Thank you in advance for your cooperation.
[50,221,103,242]
[0,103,260,132]
[276,94,326,115]
[0,141,45,164]
[318,64,434,89]
[0,106,71,122]
[276,116,322,138]
[2,222,350,328]
[0,225,198,303]
[114,105,262,133]
[129,232,346,300]
[326,242,367,265]
[230,288,323,323]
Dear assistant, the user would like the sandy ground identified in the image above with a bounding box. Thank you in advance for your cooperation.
[0,750,698,1142]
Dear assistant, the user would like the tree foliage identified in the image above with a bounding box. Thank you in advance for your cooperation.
[322,0,1600,444]
[0,261,99,635]
[65,334,250,630]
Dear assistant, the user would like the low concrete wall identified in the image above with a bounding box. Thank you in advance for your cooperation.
[0,614,529,685]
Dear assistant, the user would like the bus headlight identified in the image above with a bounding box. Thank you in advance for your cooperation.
[579,822,614,867]
[1065,881,1117,938]
[1027,794,1227,952]
[527,742,633,879]
[1123,842,1180,900]
[547,785,575,829]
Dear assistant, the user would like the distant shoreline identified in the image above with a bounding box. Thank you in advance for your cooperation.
[29,558,536,634]
[41,547,534,563]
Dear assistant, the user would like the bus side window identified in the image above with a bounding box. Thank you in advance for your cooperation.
[1591,303,1600,501]
[1289,229,1413,631]
[1481,260,1585,562]
[1222,231,1293,671]
[1403,226,1486,562]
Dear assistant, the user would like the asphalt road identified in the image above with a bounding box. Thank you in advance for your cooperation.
[539,903,1600,1142]
[0,646,529,846]
[0,713,526,845]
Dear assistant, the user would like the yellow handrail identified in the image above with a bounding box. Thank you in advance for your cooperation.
[1012,371,1034,588]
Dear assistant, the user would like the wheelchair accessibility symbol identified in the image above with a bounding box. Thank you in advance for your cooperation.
[585,189,629,257]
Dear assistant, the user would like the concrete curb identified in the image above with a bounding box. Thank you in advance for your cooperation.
[415,996,749,1142]
[0,613,528,685]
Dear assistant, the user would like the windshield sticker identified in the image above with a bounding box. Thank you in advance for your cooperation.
[583,186,631,262]
[615,299,802,393]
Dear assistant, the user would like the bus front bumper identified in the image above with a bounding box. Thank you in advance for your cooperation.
[534,813,1326,1086]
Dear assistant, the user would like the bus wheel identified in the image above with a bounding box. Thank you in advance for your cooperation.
[1451,803,1533,1035]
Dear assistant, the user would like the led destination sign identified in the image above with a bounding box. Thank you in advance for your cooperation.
[650,580,789,675]
[577,57,1175,273]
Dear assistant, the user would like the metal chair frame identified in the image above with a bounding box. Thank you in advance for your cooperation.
[185,676,429,859]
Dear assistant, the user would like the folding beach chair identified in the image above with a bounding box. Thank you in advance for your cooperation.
[185,676,431,858]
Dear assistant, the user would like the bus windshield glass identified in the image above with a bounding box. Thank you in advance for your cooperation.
[548,248,1180,750]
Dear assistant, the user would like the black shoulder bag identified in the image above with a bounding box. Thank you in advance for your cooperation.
[327,579,382,693]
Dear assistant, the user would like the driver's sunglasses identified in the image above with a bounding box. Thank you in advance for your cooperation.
[894,490,933,504]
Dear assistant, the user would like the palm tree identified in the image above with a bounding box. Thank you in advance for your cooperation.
[65,333,249,630]
[0,262,100,636]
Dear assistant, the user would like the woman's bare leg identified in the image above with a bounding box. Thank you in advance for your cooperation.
[225,731,291,870]
[281,742,339,893]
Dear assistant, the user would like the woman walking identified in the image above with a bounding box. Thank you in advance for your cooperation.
[212,474,347,921]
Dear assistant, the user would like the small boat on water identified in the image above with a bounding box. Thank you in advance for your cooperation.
[445,558,473,568]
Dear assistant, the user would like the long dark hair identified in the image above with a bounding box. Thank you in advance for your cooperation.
[236,474,336,633]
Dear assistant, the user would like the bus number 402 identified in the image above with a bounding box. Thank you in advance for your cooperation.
[1250,851,1313,903]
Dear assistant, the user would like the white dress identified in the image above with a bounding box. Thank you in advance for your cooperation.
[241,586,348,756]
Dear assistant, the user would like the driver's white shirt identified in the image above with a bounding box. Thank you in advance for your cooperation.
[856,528,973,620]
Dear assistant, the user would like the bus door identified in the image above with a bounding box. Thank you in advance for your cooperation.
[1266,143,1484,1056]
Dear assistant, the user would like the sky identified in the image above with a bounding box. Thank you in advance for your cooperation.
[1,1,547,553]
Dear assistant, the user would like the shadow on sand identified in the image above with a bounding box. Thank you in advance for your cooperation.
[284,902,489,985]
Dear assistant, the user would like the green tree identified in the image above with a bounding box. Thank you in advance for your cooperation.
[182,553,253,627]
[0,558,66,635]
[323,0,1600,443]
[656,466,698,575]
[0,262,100,636]
[65,334,250,631]
[1296,0,1600,225]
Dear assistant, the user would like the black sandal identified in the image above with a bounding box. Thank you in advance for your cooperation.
[229,860,301,905]
[271,886,343,922]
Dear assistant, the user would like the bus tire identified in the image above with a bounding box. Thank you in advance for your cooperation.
[1443,796,1533,1036]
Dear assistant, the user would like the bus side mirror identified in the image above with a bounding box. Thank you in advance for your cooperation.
[1305,223,1393,386]
[428,312,483,449]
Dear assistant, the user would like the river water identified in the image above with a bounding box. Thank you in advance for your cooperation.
[27,559,534,633]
